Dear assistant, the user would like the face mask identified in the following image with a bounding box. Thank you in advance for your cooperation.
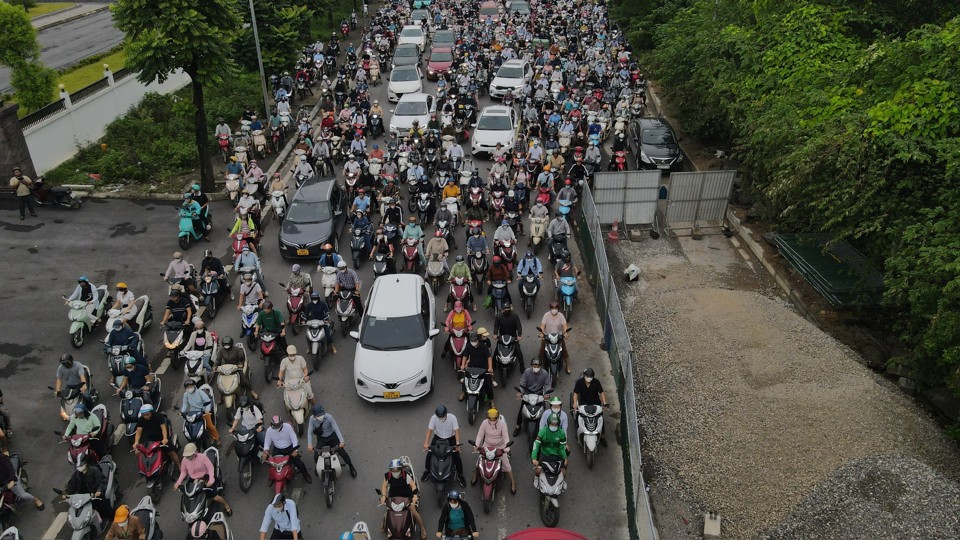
[551,406,561,414]
[449,501,460,509]
[288,355,296,360]
[548,425,558,432]
[532,367,541,373]
[118,522,128,528]
[455,307,463,313]
[550,309,559,315]
[470,340,479,347]
[391,470,402,479]
[584,376,594,383]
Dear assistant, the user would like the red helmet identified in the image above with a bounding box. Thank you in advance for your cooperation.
[565,179,572,186]
[435,230,443,237]
[492,255,502,263]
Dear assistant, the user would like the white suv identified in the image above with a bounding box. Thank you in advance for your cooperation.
[352,274,440,402]
[489,59,532,99]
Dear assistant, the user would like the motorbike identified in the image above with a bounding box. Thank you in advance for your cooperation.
[490,280,509,314]
[182,347,215,386]
[305,317,331,370]
[178,206,204,250]
[426,254,447,294]
[239,304,259,350]
[557,276,578,320]
[447,276,472,311]
[401,237,421,273]
[252,130,268,160]
[462,367,489,426]
[376,456,420,539]
[270,126,283,154]
[270,190,288,222]
[416,192,433,224]
[494,334,521,387]
[105,340,141,388]
[548,232,569,266]
[469,250,488,294]
[60,403,113,466]
[137,434,178,500]
[539,326,571,384]
[52,363,97,421]
[319,266,338,306]
[280,284,306,335]
[233,426,261,493]
[373,252,391,277]
[534,456,567,527]
[351,226,368,269]
[215,360,246,423]
[315,445,343,508]
[30,177,82,209]
[0,454,28,531]
[283,379,309,436]
[489,188,505,223]
[56,455,119,539]
[608,149,628,171]
[516,385,550,453]
[225,174,241,202]
[130,495,163,539]
[179,447,220,525]
[575,403,608,469]
[497,238,517,269]
[335,290,359,336]
[468,439,514,514]
[369,114,384,138]
[440,197,459,228]
[519,272,541,318]
[426,439,460,507]
[180,380,217,447]
[64,285,110,348]
[163,321,187,368]
[445,327,469,371]
[199,272,223,320]
[119,384,161,442]
[259,331,282,384]
[266,454,294,494]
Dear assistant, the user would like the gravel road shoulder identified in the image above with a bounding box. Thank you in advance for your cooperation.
[607,232,960,539]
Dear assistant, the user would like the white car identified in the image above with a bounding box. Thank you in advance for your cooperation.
[489,59,532,99]
[388,65,424,103]
[352,274,440,403]
[389,93,436,136]
[397,25,427,51]
[472,105,518,156]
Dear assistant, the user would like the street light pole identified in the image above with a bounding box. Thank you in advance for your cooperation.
[248,0,272,118]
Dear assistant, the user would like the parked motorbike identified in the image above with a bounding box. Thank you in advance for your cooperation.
[468,439,513,514]
[64,285,110,348]
[30,177,82,209]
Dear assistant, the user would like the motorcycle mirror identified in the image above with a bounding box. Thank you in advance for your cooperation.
[53,430,62,436]
[349,331,360,340]
[514,386,523,393]
[53,488,64,495]
[506,440,514,447]
[375,488,383,496]
[279,283,286,287]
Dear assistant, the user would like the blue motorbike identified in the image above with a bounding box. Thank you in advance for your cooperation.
[177,207,203,250]
[557,276,578,320]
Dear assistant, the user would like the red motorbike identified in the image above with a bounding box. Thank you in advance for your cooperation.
[217,134,232,163]
[535,186,552,206]
[446,327,469,370]
[447,276,474,311]
[232,232,256,258]
[469,440,514,514]
[497,238,517,271]
[61,404,113,465]
[266,454,294,494]
[467,186,484,207]
[137,441,176,499]
[282,284,306,335]
[609,150,628,171]
[489,188,505,223]
[340,21,350,37]
[402,238,421,273]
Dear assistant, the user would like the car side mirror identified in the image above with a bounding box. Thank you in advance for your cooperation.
[349,331,360,340]
[429,328,440,338]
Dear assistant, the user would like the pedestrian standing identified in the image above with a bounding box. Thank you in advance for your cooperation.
[9,167,36,220]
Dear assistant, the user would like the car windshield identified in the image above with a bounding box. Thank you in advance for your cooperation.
[498,66,524,79]
[411,11,429,21]
[434,32,455,44]
[396,101,428,116]
[392,68,421,82]
[477,114,513,131]
[285,200,331,224]
[430,50,453,62]
[359,314,427,350]
[480,6,498,16]
[642,127,677,146]
[396,46,419,58]
[400,28,423,38]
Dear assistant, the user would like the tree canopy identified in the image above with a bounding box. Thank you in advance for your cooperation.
[0,2,57,111]
[628,0,960,393]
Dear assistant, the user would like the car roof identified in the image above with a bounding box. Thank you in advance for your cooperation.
[501,59,527,68]
[396,43,420,52]
[479,105,514,117]
[430,46,452,54]
[635,117,673,130]
[397,92,430,103]
[401,25,423,32]
[367,275,424,317]
[293,176,335,200]
[393,65,420,73]
[480,1,498,7]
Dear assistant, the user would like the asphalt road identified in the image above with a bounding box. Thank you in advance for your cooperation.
[0,48,629,540]
[0,9,124,94]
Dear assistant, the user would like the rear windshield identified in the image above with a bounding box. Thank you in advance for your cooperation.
[396,101,428,116]
[430,50,453,62]
[400,27,424,38]
[396,46,419,58]
[477,114,513,131]
[359,314,427,350]
[641,127,677,146]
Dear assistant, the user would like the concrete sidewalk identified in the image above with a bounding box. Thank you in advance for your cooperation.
[32,3,110,30]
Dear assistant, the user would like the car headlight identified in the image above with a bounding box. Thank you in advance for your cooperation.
[640,150,651,163]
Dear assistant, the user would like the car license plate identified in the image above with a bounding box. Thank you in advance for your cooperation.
[296,248,310,256]
[383,391,401,399]
[657,164,671,170]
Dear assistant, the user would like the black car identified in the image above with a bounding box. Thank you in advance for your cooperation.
[278,177,347,259]
[391,44,422,70]
[629,117,684,172]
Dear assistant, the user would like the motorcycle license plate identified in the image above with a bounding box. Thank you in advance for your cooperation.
[383,391,401,399]
[296,248,310,256]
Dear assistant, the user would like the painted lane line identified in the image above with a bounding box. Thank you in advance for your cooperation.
[155,357,171,376]
[41,511,68,540]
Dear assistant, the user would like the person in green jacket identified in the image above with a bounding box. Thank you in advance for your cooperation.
[255,300,287,351]
[531,413,568,470]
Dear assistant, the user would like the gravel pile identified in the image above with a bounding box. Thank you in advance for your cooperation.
[608,238,960,539]
[761,456,960,539]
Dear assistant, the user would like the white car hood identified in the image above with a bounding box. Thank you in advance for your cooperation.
[491,76,523,89]
[354,342,432,384]
[473,129,513,147]
[389,79,423,94]
[390,113,430,131]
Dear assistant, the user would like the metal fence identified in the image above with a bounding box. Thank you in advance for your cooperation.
[113,67,135,81]
[70,77,111,104]
[664,170,737,236]
[577,185,658,540]
[593,170,662,228]
[19,99,66,130]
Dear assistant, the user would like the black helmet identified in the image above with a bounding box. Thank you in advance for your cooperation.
[469,330,479,341]
[455,255,464,262]
[183,378,197,388]
[311,292,321,301]
[435,405,447,417]
[221,336,234,349]
[583,367,595,378]
[447,490,462,501]
[525,250,534,259]
[59,353,74,365]
[238,395,251,409]
[562,250,571,262]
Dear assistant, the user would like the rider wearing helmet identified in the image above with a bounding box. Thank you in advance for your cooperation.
[305,404,357,477]
[228,395,265,446]
[531,413,568,471]
[437,490,479,538]
[553,250,581,283]
[303,292,336,353]
[216,335,258,399]
[65,275,100,320]
[422,405,465,487]
[64,403,107,461]
[572,367,609,445]
[379,458,426,536]
[317,242,343,270]
[55,353,91,406]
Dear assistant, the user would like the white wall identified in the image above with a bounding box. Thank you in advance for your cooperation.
[23,70,193,174]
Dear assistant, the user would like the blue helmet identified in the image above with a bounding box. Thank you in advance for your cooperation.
[339,533,354,540]
[311,404,325,417]
[139,404,155,414]
[447,490,462,501]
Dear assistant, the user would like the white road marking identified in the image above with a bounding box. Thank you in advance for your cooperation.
[113,424,125,446]
[155,357,171,375]
[498,485,508,540]
[41,511,68,540]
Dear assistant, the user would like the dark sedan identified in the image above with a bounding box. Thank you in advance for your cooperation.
[278,177,347,259]
[391,43,422,70]
[629,117,684,172]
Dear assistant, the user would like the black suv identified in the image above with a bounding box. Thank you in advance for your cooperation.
[278,177,347,259]
[629,117,684,172]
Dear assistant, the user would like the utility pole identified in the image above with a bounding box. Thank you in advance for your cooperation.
[248,0,272,118]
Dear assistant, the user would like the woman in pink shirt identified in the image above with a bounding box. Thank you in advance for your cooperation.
[174,443,233,515]
[473,408,516,494]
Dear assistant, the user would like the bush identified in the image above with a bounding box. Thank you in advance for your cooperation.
[44,74,262,186]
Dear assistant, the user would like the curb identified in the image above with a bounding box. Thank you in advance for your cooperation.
[35,5,110,31]
[31,3,83,22]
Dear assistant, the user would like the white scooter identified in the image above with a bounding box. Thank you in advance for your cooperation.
[105,295,154,336]
[319,266,338,304]
[283,379,309,436]
[64,285,110,348]
[225,174,241,202]
[270,190,288,222]
[305,318,332,370]
[56,455,119,539]
[130,495,163,539]
[315,444,343,508]
[575,404,607,469]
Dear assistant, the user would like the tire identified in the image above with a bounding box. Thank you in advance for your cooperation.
[563,302,572,321]
[313,351,322,371]
[540,494,560,527]
[71,327,85,348]
[525,298,533,319]
[325,485,335,508]
[296,421,304,437]
[291,321,300,336]
[341,320,349,337]
[151,481,162,500]
[263,359,273,384]
[483,499,492,514]
[499,366,508,388]
[247,334,256,351]
[70,199,81,209]
[178,235,191,250]
[207,299,218,320]
[586,448,595,469]
[224,406,235,425]
[239,459,253,492]
[468,408,476,426]
[354,257,360,269]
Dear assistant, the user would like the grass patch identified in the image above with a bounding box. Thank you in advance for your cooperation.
[57,49,127,96]
[26,2,76,18]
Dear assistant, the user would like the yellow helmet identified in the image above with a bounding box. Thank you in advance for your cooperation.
[116,282,128,289]
[487,408,499,419]
[543,165,551,171]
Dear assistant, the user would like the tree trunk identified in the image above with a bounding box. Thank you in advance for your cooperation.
[187,62,216,193]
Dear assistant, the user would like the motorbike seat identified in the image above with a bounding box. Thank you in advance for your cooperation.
[50,186,71,195]
[206,521,228,540]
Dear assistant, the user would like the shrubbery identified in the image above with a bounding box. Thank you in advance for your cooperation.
[44,73,262,187]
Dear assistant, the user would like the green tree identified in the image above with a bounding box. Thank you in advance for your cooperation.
[235,0,314,76]
[0,2,56,110]
[113,0,242,192]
